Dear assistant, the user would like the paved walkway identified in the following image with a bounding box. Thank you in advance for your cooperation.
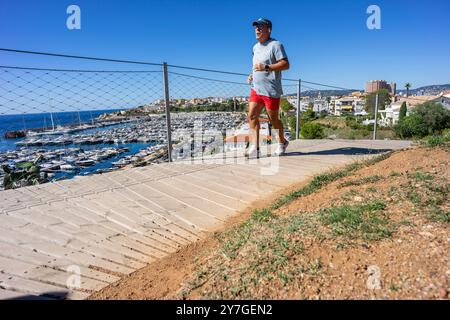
[0,139,411,299]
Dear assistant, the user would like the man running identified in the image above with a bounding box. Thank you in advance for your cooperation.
[246,18,290,158]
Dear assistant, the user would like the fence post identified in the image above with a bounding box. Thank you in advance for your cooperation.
[373,93,379,140]
[162,62,173,162]
[295,79,302,140]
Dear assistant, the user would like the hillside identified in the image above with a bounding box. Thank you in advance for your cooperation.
[285,84,450,98]
[399,84,450,96]
[90,144,449,300]
[284,89,357,97]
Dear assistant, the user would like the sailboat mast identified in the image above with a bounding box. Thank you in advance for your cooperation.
[50,112,55,131]
[49,98,55,131]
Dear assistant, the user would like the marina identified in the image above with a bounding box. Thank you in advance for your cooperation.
[0,111,246,191]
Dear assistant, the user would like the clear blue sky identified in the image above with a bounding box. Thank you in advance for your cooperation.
[0,0,449,91]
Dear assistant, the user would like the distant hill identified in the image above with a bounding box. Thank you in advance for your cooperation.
[398,84,450,96]
[284,89,360,98]
[285,84,450,98]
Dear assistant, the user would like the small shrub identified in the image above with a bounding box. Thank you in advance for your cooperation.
[338,175,384,188]
[426,207,450,223]
[301,122,325,139]
[421,134,450,147]
[318,201,393,240]
[319,110,328,119]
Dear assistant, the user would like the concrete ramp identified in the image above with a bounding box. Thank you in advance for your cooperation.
[0,139,411,299]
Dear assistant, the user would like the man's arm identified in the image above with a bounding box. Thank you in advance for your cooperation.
[253,58,290,72]
[268,58,290,71]
[254,41,289,72]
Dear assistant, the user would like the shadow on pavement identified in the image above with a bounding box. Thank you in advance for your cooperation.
[7,291,69,300]
[284,147,393,157]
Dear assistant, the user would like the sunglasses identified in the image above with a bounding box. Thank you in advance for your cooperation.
[254,24,269,30]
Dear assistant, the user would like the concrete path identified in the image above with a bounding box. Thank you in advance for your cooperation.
[0,139,411,299]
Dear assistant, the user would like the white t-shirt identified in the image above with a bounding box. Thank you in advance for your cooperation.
[252,38,288,98]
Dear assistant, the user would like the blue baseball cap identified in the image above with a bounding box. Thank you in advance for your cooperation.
[252,18,272,28]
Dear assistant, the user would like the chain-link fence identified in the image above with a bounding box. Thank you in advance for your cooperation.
[0,49,303,189]
[1,48,371,189]
[0,49,304,162]
[0,66,164,115]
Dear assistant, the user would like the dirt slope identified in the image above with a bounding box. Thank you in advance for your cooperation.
[90,146,449,300]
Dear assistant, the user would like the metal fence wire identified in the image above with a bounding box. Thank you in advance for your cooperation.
[0,48,359,165]
[0,65,300,116]
[0,66,164,115]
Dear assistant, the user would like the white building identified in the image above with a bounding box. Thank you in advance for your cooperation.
[379,103,404,126]
[381,94,447,125]
[286,97,313,112]
[313,99,328,113]
[438,91,450,110]
[333,96,365,116]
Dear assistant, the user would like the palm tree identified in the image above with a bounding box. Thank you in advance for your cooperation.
[405,83,412,97]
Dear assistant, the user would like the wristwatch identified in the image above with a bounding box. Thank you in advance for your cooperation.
[264,64,270,72]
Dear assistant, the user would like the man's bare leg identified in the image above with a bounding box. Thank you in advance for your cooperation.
[266,108,286,144]
[247,102,264,156]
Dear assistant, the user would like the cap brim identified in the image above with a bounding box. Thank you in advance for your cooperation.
[252,21,270,27]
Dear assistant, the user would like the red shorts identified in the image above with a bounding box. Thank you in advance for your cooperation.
[250,89,280,111]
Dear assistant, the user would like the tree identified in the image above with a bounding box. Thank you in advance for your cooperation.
[399,101,407,122]
[414,102,450,134]
[365,89,392,113]
[280,98,294,115]
[280,115,297,138]
[394,113,428,138]
[394,102,450,138]
[301,108,317,122]
[405,83,412,97]
[325,96,332,114]
[287,115,297,138]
